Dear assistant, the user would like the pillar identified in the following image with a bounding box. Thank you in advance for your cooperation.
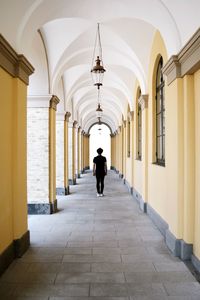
[182,75,195,256]
[118,126,123,178]
[0,34,34,274]
[68,121,75,185]
[64,112,71,194]
[122,120,126,179]
[56,112,65,195]
[72,121,78,183]
[139,95,148,205]
[49,96,60,211]
[81,130,84,173]
[77,127,82,177]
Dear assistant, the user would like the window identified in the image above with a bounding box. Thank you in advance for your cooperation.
[137,88,142,160]
[155,57,165,166]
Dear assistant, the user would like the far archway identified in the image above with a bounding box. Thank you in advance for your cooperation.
[89,124,111,169]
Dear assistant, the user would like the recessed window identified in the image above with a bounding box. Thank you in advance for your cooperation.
[155,57,165,166]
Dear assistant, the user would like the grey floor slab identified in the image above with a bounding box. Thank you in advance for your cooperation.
[0,170,200,298]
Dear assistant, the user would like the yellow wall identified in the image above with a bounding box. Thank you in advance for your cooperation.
[0,68,28,253]
[147,30,169,221]
[194,69,200,258]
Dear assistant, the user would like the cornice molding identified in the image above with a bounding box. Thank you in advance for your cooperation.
[73,120,78,128]
[65,112,71,122]
[163,28,200,85]
[0,34,34,85]
[138,94,148,110]
[49,95,60,111]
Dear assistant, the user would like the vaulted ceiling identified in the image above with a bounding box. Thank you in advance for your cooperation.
[1,0,200,132]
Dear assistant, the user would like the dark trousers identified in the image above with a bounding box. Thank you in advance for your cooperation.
[96,175,105,194]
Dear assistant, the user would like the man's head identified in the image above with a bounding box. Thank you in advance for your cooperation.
[97,148,103,155]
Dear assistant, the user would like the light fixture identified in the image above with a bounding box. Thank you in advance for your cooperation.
[91,23,106,89]
[95,88,103,118]
[97,117,102,125]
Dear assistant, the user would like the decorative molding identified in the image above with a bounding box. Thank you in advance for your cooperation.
[65,112,71,122]
[49,95,60,111]
[28,200,57,214]
[73,120,78,128]
[163,27,200,85]
[27,95,51,108]
[0,34,34,85]
[138,94,148,110]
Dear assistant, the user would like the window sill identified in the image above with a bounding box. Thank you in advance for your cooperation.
[152,161,165,167]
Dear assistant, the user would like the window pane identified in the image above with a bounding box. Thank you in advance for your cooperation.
[156,113,162,136]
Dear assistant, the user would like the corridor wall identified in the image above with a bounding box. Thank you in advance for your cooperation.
[0,35,34,275]
[111,28,200,272]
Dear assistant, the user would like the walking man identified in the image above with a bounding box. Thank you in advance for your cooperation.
[93,148,107,197]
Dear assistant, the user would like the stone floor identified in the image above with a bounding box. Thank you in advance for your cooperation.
[1,170,200,300]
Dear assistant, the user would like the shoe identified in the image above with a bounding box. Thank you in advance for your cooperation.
[97,193,100,197]
[100,194,104,197]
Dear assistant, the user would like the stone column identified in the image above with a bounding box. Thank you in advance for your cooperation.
[68,121,74,185]
[129,111,134,190]
[110,133,115,170]
[122,120,126,180]
[138,94,148,206]
[64,112,71,195]
[77,127,82,178]
[56,112,65,195]
[72,121,78,183]
[81,130,84,173]
[49,95,60,212]
[118,126,123,178]
[182,75,195,257]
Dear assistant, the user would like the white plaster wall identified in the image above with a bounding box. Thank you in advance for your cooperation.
[56,120,64,188]
[27,108,49,203]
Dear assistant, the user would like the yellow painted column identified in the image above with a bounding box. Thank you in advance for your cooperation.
[72,121,78,184]
[118,126,123,177]
[116,131,119,173]
[78,127,82,177]
[110,134,114,169]
[122,120,126,179]
[183,75,195,244]
[0,34,34,270]
[139,95,149,203]
[81,131,84,172]
[49,96,60,212]
[128,111,134,189]
[84,134,90,169]
[64,112,71,195]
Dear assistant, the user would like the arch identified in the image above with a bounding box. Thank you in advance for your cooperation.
[88,122,112,134]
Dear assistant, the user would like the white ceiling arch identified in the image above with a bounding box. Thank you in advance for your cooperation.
[1,0,200,132]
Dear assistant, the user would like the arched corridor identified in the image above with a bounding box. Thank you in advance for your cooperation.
[1,170,200,298]
[1,0,200,296]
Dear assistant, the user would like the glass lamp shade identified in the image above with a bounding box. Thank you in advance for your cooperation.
[91,56,106,88]
[96,103,103,118]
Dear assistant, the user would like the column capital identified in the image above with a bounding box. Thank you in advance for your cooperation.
[49,95,60,111]
[122,120,126,128]
[118,126,122,132]
[110,133,115,137]
[139,94,148,110]
[65,112,71,122]
[73,120,78,128]
[78,126,82,132]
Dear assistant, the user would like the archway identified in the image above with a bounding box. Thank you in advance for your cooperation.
[89,124,111,169]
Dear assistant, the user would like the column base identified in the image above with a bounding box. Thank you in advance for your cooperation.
[28,199,57,214]
[68,178,76,185]
[0,230,30,276]
[65,186,70,195]
[76,173,81,178]
[119,173,123,179]
[124,179,133,195]
[56,187,65,195]
[110,166,116,171]
[132,187,147,213]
